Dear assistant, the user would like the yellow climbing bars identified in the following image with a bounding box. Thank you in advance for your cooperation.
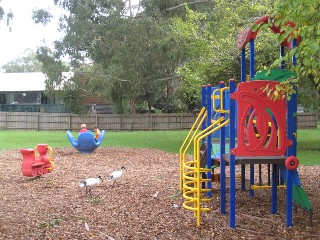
[180,111,230,226]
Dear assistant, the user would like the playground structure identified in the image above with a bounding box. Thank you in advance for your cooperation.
[20,144,55,177]
[66,130,106,153]
[179,16,313,228]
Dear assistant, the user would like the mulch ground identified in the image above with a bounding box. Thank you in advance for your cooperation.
[0,147,319,239]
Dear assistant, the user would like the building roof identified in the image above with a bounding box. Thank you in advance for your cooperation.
[0,72,73,92]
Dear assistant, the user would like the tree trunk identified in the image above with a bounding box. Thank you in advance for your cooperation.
[167,79,174,97]
[148,101,152,113]
[130,98,136,114]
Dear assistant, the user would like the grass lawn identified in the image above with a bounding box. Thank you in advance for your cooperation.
[296,126,320,165]
[0,127,319,165]
[0,130,186,153]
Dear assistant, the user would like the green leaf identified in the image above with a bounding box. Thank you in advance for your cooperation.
[251,23,261,32]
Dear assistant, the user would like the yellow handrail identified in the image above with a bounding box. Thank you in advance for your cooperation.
[212,88,221,112]
[47,147,55,171]
[212,87,230,114]
[192,117,230,226]
[179,107,207,190]
[180,102,232,226]
[193,116,225,163]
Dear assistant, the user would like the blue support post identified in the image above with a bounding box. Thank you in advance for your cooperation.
[249,164,254,196]
[286,169,293,226]
[284,38,298,227]
[229,79,236,228]
[241,48,246,82]
[288,39,298,157]
[292,39,297,65]
[288,91,297,157]
[271,164,278,214]
[219,81,226,214]
[249,39,255,78]
[280,45,285,69]
[241,165,246,191]
[206,85,212,196]
[201,85,207,131]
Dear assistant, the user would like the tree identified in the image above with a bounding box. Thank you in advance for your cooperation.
[87,18,178,113]
[32,8,53,25]
[271,0,319,85]
[298,75,320,113]
[141,0,213,19]
[0,2,13,31]
[0,4,4,20]
[35,46,86,113]
[1,49,43,72]
[34,0,128,113]
[169,0,276,111]
[35,0,317,115]
[248,0,320,111]
[35,0,185,114]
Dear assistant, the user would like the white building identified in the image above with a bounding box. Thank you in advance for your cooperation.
[0,72,73,112]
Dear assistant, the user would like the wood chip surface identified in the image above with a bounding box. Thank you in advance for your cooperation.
[0,147,319,239]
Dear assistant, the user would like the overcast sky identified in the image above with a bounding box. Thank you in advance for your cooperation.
[0,0,65,66]
[0,0,140,67]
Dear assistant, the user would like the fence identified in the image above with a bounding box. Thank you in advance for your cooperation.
[0,112,317,131]
[0,112,197,131]
[296,112,318,129]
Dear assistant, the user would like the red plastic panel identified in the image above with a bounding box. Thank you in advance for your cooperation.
[20,148,35,177]
[37,144,48,156]
[231,80,292,156]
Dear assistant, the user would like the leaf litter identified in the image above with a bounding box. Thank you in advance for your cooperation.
[0,147,319,239]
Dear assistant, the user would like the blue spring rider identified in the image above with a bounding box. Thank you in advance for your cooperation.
[66,130,106,153]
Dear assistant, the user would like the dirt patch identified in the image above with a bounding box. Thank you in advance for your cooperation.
[0,147,319,239]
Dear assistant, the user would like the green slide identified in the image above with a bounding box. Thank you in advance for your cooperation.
[292,185,313,226]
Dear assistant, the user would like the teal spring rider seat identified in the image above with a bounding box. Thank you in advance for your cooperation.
[66,130,106,153]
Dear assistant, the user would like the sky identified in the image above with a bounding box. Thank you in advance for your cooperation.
[0,0,64,66]
[0,0,140,67]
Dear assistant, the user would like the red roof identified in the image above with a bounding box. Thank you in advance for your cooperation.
[236,16,301,50]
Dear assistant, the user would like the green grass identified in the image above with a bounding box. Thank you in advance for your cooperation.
[297,125,320,165]
[295,127,320,165]
[296,127,320,151]
[0,128,319,165]
[104,131,187,153]
[0,130,188,153]
[297,150,320,165]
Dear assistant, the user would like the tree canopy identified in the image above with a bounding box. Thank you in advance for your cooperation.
[271,0,319,84]
[1,49,43,73]
[23,0,319,114]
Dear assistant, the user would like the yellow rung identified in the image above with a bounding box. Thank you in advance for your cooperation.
[252,120,272,127]
[251,185,286,190]
[255,133,271,137]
